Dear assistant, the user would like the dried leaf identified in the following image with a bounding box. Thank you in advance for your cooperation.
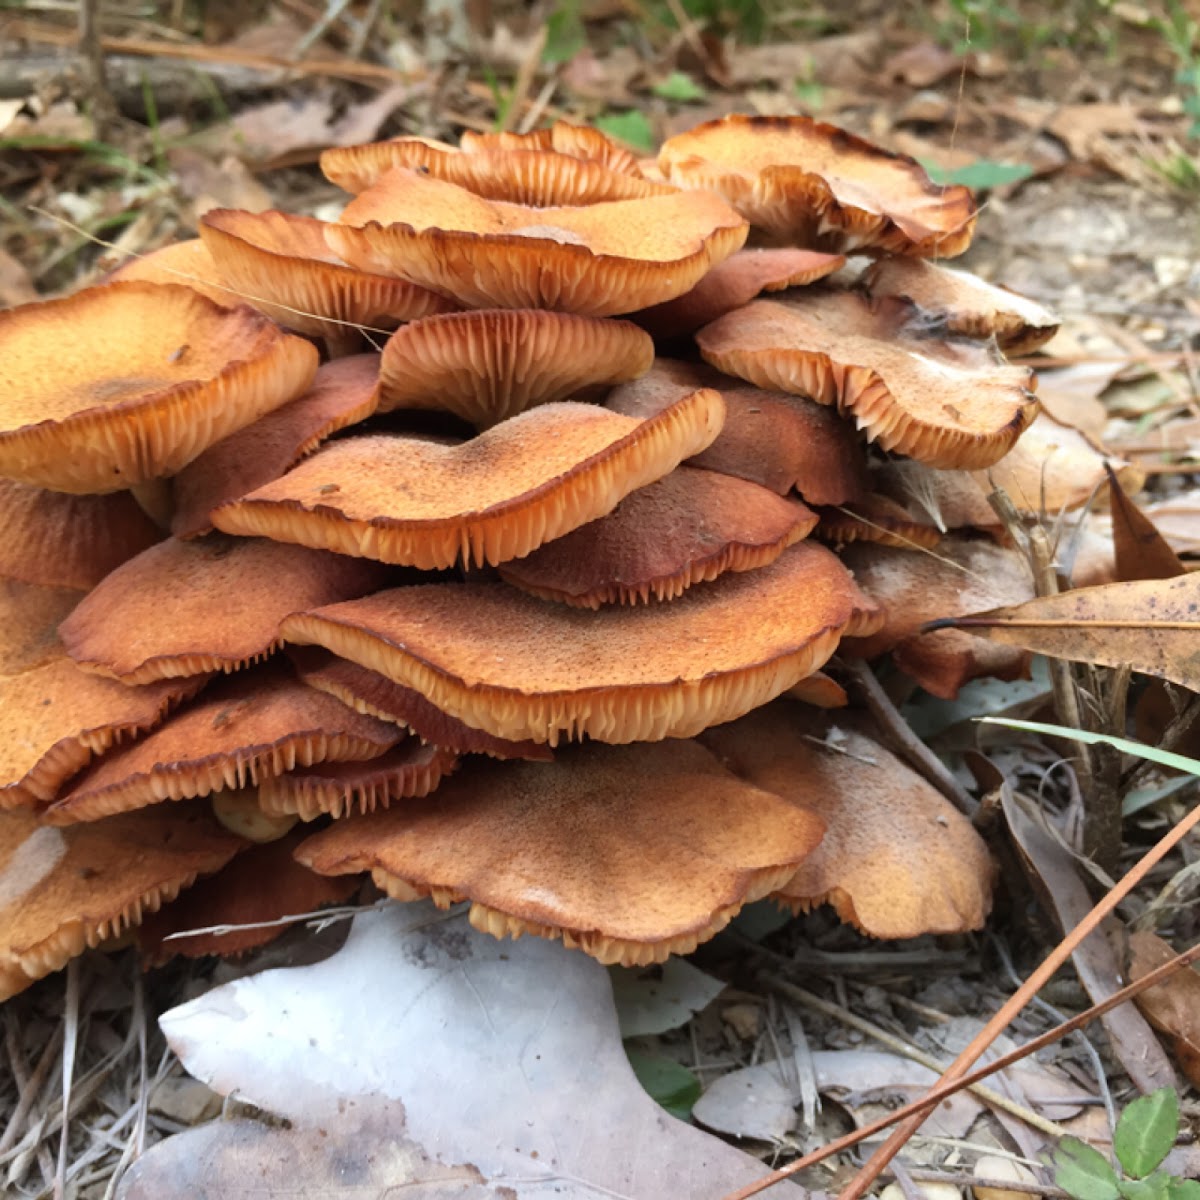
[1107,466,1187,582]
[1128,931,1200,1089]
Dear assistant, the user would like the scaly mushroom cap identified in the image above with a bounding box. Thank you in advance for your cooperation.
[258,740,459,820]
[296,739,826,966]
[839,538,1035,699]
[658,114,977,256]
[137,830,359,965]
[107,238,233,308]
[286,646,552,761]
[632,247,846,339]
[606,359,868,505]
[0,282,319,493]
[0,802,245,1001]
[0,481,162,590]
[0,656,205,808]
[199,209,456,341]
[213,389,726,569]
[700,704,993,937]
[862,257,1059,355]
[59,535,389,684]
[44,664,403,824]
[171,354,380,539]
[460,121,642,175]
[697,290,1038,469]
[376,309,654,426]
[322,139,674,203]
[815,493,941,550]
[0,580,85,675]
[280,540,883,745]
[325,170,748,315]
[498,466,817,607]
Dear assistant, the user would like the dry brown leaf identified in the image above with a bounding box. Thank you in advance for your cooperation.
[1107,465,1187,582]
[945,573,1200,691]
[1128,930,1200,1088]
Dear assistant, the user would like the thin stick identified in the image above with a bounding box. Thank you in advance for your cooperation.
[78,0,118,136]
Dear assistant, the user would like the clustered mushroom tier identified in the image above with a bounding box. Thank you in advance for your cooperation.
[1,113,1083,998]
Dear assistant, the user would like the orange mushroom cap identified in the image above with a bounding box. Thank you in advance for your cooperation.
[295,739,826,966]
[199,209,456,344]
[0,579,86,676]
[286,646,552,761]
[784,671,848,708]
[606,359,869,506]
[658,114,977,256]
[280,540,883,745]
[171,353,380,540]
[498,466,817,607]
[45,663,403,825]
[0,481,162,590]
[460,122,644,174]
[375,308,654,426]
[59,535,390,685]
[212,389,725,570]
[0,282,319,493]
[325,169,748,315]
[107,238,233,309]
[696,289,1038,469]
[815,492,941,551]
[0,802,245,1001]
[700,704,993,938]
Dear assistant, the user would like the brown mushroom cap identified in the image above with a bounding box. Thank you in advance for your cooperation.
[815,493,941,550]
[212,389,726,570]
[107,238,233,308]
[632,247,846,340]
[280,540,883,745]
[258,740,459,821]
[699,704,993,938]
[295,739,826,966]
[696,290,1038,469]
[0,656,205,808]
[171,354,380,540]
[606,359,869,505]
[137,830,359,965]
[497,466,817,607]
[325,170,748,315]
[0,282,319,493]
[286,646,552,761]
[199,209,456,343]
[0,481,162,591]
[59,536,390,685]
[460,122,643,175]
[658,114,977,256]
[322,139,674,204]
[839,538,1035,699]
[44,664,403,825]
[0,580,86,675]
[0,802,245,1001]
[862,257,1059,355]
[783,671,848,708]
[376,309,654,426]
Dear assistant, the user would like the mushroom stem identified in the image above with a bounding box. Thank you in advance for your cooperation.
[129,479,175,530]
[324,326,366,359]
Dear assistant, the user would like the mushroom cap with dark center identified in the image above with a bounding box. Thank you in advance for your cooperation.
[280,540,883,745]
[658,114,977,256]
[696,289,1038,469]
[606,359,868,505]
[286,646,551,761]
[295,738,826,966]
[45,664,403,825]
[171,353,380,539]
[212,389,726,570]
[0,282,319,492]
[375,309,654,426]
[699,704,993,938]
[0,481,162,590]
[0,802,245,1001]
[257,740,460,821]
[325,170,748,315]
[59,536,390,685]
[199,209,456,341]
[497,466,817,607]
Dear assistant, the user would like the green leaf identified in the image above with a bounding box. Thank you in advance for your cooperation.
[593,110,656,155]
[1050,1137,1121,1200]
[1167,1179,1200,1200]
[543,0,586,64]
[922,158,1033,190]
[624,1049,701,1121]
[652,71,707,102]
[1120,1172,1173,1200]
[1115,1089,1180,1179]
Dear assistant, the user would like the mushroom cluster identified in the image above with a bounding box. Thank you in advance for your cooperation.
[0,112,1087,992]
